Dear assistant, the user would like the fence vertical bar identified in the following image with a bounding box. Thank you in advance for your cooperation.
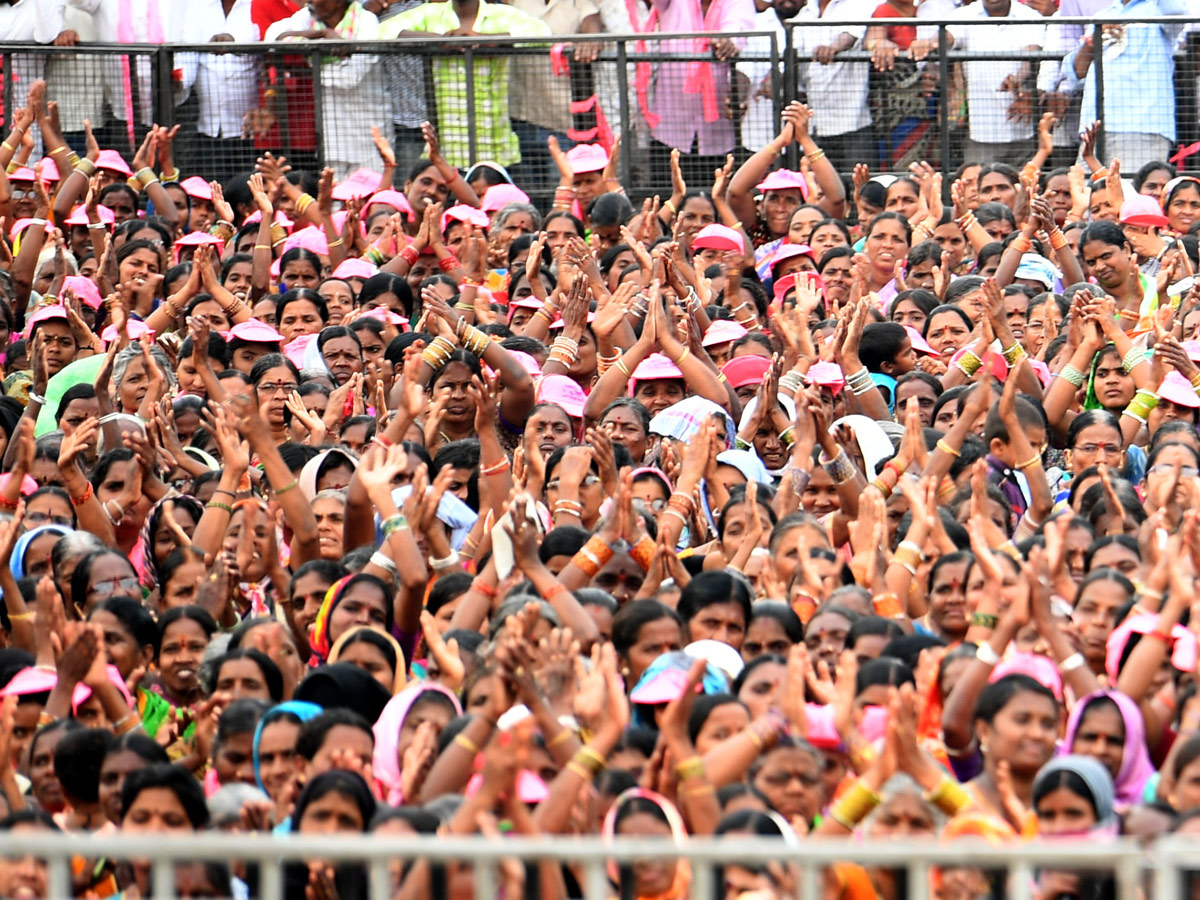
[260,854,284,900]
[800,860,819,900]
[586,858,609,900]
[153,47,175,132]
[151,856,174,898]
[310,49,325,172]
[692,857,714,900]
[1093,22,1104,162]
[474,857,497,900]
[370,858,391,899]
[769,32,782,149]
[937,24,951,175]
[2,52,11,132]
[1010,861,1035,900]
[46,853,69,900]
[616,40,632,186]
[907,858,929,900]
[464,45,478,166]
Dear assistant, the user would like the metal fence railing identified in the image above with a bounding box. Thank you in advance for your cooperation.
[0,17,1196,198]
[7,831,1200,900]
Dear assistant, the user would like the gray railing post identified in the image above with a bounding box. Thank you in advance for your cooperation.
[616,40,632,186]
[1093,22,1105,162]
[310,48,326,171]
[937,24,952,177]
[464,45,478,167]
[2,52,11,134]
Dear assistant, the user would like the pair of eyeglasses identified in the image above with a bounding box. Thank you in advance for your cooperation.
[546,475,600,490]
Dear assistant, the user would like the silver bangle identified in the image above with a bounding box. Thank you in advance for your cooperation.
[975,643,1002,667]
[26,392,44,405]
[369,551,397,573]
[1059,652,1087,673]
[428,550,461,571]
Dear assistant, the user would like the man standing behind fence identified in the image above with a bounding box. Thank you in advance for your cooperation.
[910,0,1044,169]
[646,0,756,186]
[380,0,551,170]
[790,0,877,175]
[1062,0,1189,171]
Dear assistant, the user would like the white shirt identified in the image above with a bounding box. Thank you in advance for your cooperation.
[738,8,786,150]
[790,0,875,138]
[943,1,1044,144]
[0,0,64,42]
[89,0,200,124]
[44,0,105,132]
[194,0,259,138]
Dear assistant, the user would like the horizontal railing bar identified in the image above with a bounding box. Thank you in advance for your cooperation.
[0,833,1165,866]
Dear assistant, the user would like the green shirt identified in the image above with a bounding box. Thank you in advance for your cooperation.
[378,2,550,167]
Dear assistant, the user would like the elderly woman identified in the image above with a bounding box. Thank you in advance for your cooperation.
[111,344,176,417]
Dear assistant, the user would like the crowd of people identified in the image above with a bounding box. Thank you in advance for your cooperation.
[1,6,1200,894]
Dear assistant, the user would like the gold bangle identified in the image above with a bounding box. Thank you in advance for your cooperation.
[0,141,13,153]
[1016,454,1042,471]
[274,479,300,495]
[674,755,705,781]
[327,237,344,248]
[936,438,960,458]
[567,761,593,781]
[6,611,33,621]
[454,733,480,754]
[254,244,270,250]
[548,729,574,748]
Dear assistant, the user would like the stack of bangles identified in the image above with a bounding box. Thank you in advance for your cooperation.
[566,746,606,781]
[730,300,757,329]
[438,255,460,274]
[628,534,655,571]
[295,194,315,215]
[480,457,510,477]
[1009,234,1033,255]
[549,335,579,367]
[421,336,457,370]
[662,491,695,528]
[891,540,924,576]
[0,495,19,511]
[533,302,558,326]
[455,319,492,356]
[1124,389,1159,425]
[956,212,977,232]
[135,167,159,189]
[554,498,583,519]
[829,778,881,829]
[955,350,983,377]
[844,367,875,396]
[71,483,94,506]
[572,535,614,577]
[1048,227,1068,250]
[554,185,577,207]
[1002,342,1027,368]
[399,244,421,267]
[820,447,857,485]
[597,351,620,375]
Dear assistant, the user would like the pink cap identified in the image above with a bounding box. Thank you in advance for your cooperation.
[549,310,595,330]
[175,231,225,249]
[64,204,115,227]
[481,183,531,213]
[331,258,376,280]
[772,270,825,305]
[691,224,744,254]
[360,305,407,326]
[702,319,748,347]
[629,666,690,704]
[10,218,51,241]
[37,157,59,181]
[24,304,69,339]
[903,325,938,357]
[1183,340,1200,362]
[990,652,1062,701]
[101,319,154,343]
[282,333,317,367]
[95,149,133,177]
[332,167,382,201]
[1159,371,1200,408]
[367,189,414,221]
[805,361,845,395]
[71,664,135,712]
[0,472,37,496]
[440,204,491,233]
[629,353,683,389]
[755,168,809,198]
[537,374,587,418]
[283,226,328,257]
[1120,194,1169,229]
[179,176,213,201]
[8,167,34,182]
[508,295,546,314]
[466,769,548,804]
[228,320,284,344]
[565,142,609,174]
[509,350,543,378]
[721,354,771,389]
[0,664,133,712]
[768,243,817,276]
[62,275,103,310]
[243,209,293,230]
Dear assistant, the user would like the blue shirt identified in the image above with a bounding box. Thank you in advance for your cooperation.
[1064,0,1189,141]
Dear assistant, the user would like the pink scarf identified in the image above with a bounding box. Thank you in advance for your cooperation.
[625,0,660,129]
[685,0,723,123]
[117,0,165,147]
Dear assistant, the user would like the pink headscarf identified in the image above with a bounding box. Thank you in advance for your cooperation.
[1062,690,1156,807]
[372,682,462,806]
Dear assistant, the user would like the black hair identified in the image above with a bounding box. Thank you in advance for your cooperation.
[846,616,904,651]
[686,693,745,744]
[296,709,374,761]
[121,763,209,829]
[748,602,804,644]
[539,525,590,564]
[1067,409,1123,448]
[589,193,635,228]
[204,649,284,703]
[611,600,683,658]
[89,595,157,652]
[70,548,137,609]
[864,211,912,244]
[973,673,1058,726]
[248,352,301,387]
[1080,220,1131,251]
[922,304,973,340]
[889,288,939,321]
[426,571,472,618]
[156,606,217,658]
[859,321,910,373]
[855,657,915,695]
[818,245,855,272]
[279,247,323,281]
[358,273,414,317]
[677,571,753,630]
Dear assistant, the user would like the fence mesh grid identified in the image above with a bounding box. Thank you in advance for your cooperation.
[0,20,1196,198]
